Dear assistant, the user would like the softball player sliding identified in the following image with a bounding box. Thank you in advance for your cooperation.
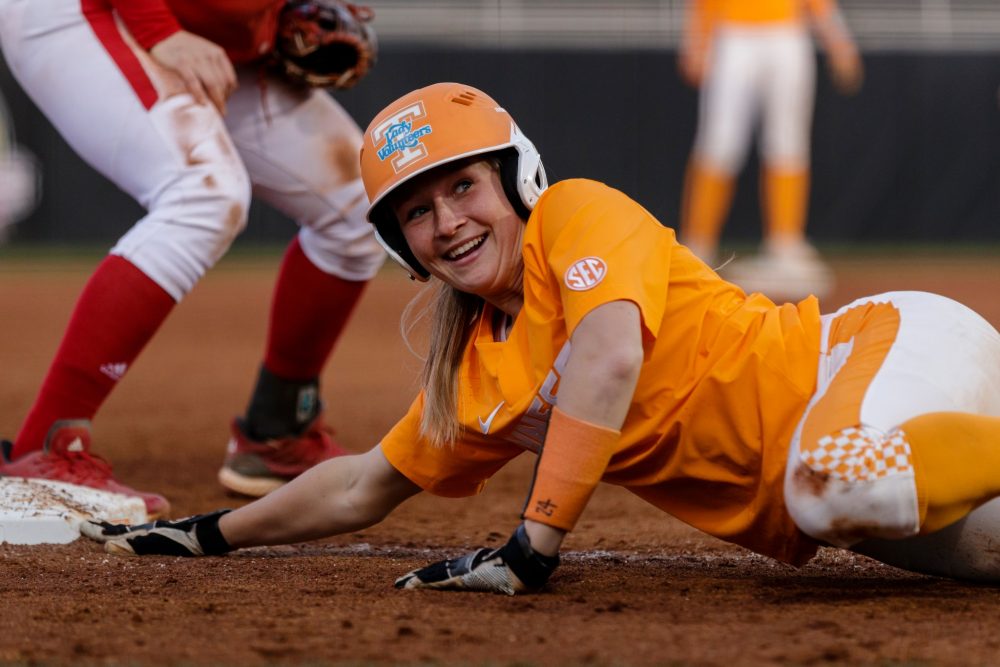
[679,0,863,301]
[86,83,1000,591]
[0,0,384,517]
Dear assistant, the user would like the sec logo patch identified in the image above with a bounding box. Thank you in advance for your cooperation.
[564,257,607,291]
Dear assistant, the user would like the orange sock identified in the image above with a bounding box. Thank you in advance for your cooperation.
[904,412,1000,533]
[762,165,809,242]
[680,159,734,259]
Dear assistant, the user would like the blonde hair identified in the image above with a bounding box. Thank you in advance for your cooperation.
[395,155,517,446]
[402,281,483,447]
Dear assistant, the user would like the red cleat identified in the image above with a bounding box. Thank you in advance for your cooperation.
[0,420,170,519]
[218,415,348,497]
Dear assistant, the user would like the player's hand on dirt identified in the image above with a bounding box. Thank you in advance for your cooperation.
[150,31,237,113]
[827,42,864,95]
[80,509,233,557]
[394,524,559,595]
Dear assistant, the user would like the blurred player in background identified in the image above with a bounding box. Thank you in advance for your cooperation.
[678,0,863,301]
[86,83,1000,591]
[0,86,39,242]
[0,0,384,517]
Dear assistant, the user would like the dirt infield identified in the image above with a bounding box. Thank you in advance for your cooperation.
[1,251,999,667]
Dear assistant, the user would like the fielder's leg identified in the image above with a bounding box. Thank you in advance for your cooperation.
[759,25,815,252]
[751,25,831,301]
[218,71,384,496]
[0,0,251,517]
[679,26,761,265]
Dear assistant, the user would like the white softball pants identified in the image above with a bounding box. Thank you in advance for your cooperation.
[783,291,1000,581]
[0,0,384,301]
[694,24,815,174]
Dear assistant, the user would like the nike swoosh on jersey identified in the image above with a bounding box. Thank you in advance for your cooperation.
[478,401,506,435]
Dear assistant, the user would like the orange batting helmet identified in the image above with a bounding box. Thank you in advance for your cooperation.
[361,82,547,280]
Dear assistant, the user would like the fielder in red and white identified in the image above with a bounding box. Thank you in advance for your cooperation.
[0,0,385,517]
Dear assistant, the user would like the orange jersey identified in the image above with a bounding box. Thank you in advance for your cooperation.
[381,179,824,565]
[685,0,837,54]
[691,0,834,27]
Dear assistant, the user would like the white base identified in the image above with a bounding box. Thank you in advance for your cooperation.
[0,477,147,545]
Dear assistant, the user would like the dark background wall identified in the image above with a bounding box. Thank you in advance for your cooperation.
[2,45,999,245]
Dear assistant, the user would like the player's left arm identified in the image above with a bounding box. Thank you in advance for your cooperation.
[522,300,643,554]
[807,0,864,95]
[395,301,643,594]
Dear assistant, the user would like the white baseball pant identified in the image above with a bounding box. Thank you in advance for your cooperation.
[784,291,1000,580]
[694,23,815,174]
[0,0,384,301]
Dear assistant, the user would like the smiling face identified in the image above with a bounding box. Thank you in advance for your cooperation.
[390,158,526,315]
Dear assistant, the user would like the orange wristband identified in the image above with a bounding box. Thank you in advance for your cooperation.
[521,407,621,532]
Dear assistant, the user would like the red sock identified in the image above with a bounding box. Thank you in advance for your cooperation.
[13,256,175,457]
[262,236,367,381]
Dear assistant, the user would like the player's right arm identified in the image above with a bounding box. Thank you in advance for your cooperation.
[83,444,421,555]
[221,444,421,548]
[678,0,720,87]
[109,0,237,113]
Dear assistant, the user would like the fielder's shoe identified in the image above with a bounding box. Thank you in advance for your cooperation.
[0,420,170,519]
[218,415,348,497]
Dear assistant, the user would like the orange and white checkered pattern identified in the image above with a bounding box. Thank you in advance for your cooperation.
[800,426,913,483]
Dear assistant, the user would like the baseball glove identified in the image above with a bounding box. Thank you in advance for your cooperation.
[274,0,377,89]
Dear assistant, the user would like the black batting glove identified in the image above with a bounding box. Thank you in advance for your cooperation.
[80,509,233,557]
[394,524,559,595]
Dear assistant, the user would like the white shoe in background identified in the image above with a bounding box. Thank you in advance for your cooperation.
[722,239,834,303]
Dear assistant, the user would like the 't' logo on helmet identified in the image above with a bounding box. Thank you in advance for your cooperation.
[564,257,607,291]
[371,102,434,173]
